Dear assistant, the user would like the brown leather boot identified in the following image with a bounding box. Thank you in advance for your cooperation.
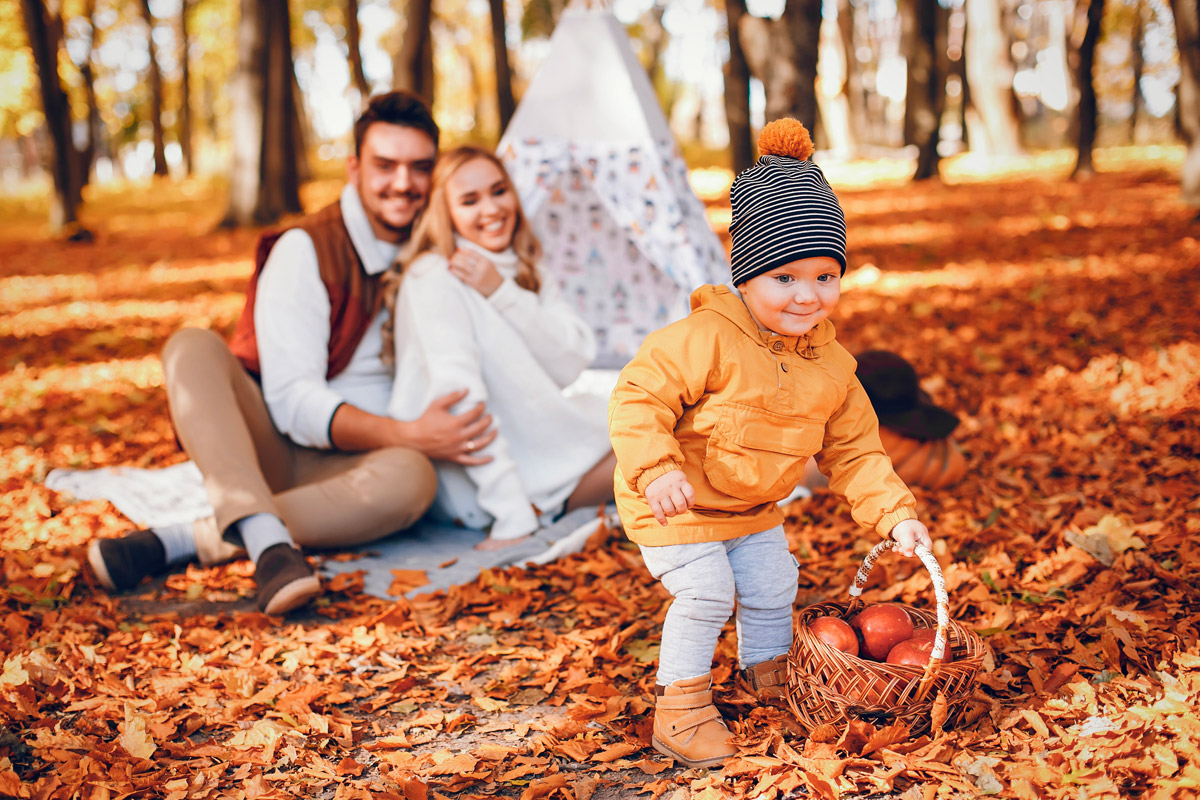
[652,674,737,769]
[738,654,790,708]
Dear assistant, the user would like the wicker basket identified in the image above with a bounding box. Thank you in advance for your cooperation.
[785,540,985,737]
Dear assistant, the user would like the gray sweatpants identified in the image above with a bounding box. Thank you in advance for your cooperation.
[638,525,799,686]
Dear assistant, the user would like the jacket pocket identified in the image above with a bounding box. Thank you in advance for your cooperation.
[704,403,825,502]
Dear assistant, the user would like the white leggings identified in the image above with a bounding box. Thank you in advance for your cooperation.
[638,525,799,686]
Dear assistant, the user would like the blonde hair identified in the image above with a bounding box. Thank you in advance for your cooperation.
[382,146,542,365]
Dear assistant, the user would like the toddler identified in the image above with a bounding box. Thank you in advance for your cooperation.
[608,119,933,768]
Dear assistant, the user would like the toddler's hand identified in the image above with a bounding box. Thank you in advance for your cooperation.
[889,519,933,557]
[644,470,695,526]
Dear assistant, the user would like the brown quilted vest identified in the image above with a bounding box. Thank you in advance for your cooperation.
[229,200,383,379]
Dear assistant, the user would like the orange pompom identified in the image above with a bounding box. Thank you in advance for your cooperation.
[757,119,814,161]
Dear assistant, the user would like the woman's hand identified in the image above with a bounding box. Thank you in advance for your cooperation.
[448,249,504,297]
[644,470,695,526]
[889,518,933,557]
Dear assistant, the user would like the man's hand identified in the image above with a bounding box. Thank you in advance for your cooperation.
[644,470,695,526]
[448,249,503,297]
[400,388,498,464]
[889,518,933,557]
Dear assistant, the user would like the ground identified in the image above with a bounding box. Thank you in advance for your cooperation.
[1,147,1199,800]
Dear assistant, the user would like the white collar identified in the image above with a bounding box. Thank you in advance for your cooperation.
[340,184,402,275]
[454,235,519,268]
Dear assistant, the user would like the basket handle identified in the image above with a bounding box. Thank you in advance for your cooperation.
[846,540,949,697]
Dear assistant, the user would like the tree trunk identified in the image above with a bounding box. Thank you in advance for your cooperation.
[1169,0,1200,209]
[1048,0,1075,146]
[903,0,947,180]
[836,0,867,154]
[222,0,302,227]
[1071,0,1105,178]
[739,0,823,133]
[964,0,1022,156]
[724,0,754,172]
[346,0,370,100]
[952,4,969,150]
[224,0,266,225]
[180,0,194,175]
[261,0,303,218]
[138,0,170,176]
[393,0,433,106]
[76,0,100,184]
[19,0,81,229]
[489,0,515,133]
[1128,0,1144,142]
[291,69,311,182]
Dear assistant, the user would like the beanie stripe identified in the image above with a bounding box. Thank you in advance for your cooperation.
[729,154,847,285]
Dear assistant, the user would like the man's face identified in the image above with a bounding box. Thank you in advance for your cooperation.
[348,123,437,243]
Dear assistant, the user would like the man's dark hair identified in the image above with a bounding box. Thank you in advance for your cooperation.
[354,91,439,155]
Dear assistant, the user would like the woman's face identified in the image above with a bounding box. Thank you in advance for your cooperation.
[444,158,519,252]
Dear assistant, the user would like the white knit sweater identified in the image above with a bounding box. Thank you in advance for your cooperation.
[386,239,611,539]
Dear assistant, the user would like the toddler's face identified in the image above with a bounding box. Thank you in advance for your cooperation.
[738,257,841,337]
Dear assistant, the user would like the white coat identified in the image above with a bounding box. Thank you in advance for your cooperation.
[386,238,612,540]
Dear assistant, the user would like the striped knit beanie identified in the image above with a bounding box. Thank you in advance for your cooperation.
[729,119,847,285]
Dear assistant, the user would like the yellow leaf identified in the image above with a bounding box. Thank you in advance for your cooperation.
[226,719,288,750]
[424,751,478,775]
[1151,691,1191,716]
[409,709,445,728]
[473,743,519,761]
[1085,514,1147,557]
[1020,709,1051,738]
[1110,608,1149,632]
[350,626,376,648]
[930,692,950,733]
[119,704,157,759]
[473,696,509,713]
[0,656,29,687]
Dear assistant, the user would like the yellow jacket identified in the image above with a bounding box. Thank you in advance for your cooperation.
[609,285,917,546]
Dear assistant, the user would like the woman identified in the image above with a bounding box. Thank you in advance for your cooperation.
[383,146,615,550]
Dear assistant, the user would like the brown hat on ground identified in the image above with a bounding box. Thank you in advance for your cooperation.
[856,350,959,441]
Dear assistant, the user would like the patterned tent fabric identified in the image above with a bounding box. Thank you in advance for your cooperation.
[498,2,728,368]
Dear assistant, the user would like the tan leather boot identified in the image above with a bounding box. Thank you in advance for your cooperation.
[652,674,737,768]
[737,654,790,708]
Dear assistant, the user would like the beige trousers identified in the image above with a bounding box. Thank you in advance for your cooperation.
[162,328,437,555]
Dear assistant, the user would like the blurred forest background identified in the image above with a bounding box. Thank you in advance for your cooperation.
[3,0,1196,233]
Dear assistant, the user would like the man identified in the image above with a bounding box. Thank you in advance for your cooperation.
[88,92,497,614]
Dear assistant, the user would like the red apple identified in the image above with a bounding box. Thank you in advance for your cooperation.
[886,637,935,667]
[807,616,859,657]
[851,604,915,661]
[909,628,937,643]
[902,628,953,662]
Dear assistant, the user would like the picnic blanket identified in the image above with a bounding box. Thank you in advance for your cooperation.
[48,369,625,598]
[47,462,618,599]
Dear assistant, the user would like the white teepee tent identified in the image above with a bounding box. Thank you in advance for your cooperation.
[498,0,728,368]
